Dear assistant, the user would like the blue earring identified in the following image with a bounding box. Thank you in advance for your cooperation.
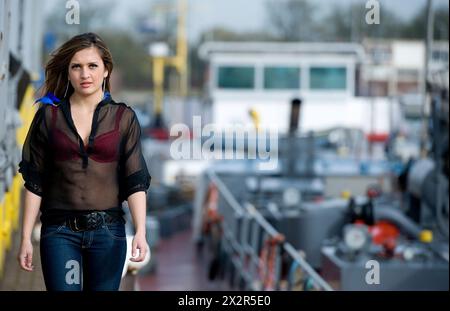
[102,78,111,100]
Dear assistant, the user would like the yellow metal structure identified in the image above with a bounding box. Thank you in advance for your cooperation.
[152,57,165,115]
[151,0,188,116]
[0,85,36,278]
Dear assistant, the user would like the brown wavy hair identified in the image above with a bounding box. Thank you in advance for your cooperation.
[41,32,113,99]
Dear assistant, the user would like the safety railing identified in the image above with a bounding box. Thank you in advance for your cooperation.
[205,169,333,291]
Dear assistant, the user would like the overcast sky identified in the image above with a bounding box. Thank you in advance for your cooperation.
[45,0,449,42]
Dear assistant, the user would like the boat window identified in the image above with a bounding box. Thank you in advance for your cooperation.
[264,66,300,90]
[309,67,347,90]
[217,66,255,89]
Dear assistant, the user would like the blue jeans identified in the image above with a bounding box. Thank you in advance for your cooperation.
[40,222,127,291]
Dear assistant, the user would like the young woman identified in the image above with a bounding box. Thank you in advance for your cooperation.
[17,32,151,291]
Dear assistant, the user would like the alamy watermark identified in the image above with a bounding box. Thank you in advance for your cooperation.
[65,259,80,285]
[365,0,380,25]
[365,259,380,285]
[169,116,279,171]
[66,0,80,25]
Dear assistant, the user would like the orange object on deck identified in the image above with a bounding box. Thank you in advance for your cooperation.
[369,221,400,245]
[202,183,222,234]
[366,133,389,142]
[258,234,285,290]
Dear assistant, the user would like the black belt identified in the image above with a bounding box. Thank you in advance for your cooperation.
[65,211,122,232]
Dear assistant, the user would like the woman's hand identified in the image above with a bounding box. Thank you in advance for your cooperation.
[17,239,34,271]
[130,232,149,262]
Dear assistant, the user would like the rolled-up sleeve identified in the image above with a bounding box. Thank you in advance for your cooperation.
[18,106,49,196]
[119,108,151,201]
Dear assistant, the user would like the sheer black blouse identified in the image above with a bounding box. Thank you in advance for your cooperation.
[18,95,151,223]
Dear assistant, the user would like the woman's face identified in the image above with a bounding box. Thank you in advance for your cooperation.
[68,47,108,98]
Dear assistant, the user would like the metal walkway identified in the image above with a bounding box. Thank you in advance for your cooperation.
[137,228,230,291]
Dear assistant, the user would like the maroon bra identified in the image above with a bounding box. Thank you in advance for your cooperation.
[51,105,126,163]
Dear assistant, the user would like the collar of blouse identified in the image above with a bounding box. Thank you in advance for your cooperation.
[59,94,113,168]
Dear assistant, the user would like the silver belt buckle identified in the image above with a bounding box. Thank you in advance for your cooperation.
[73,217,81,232]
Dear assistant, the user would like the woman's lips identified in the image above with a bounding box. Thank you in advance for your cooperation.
[80,82,92,88]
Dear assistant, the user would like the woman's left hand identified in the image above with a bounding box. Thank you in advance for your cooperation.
[130,232,149,262]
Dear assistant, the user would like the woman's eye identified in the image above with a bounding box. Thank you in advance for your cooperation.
[70,64,97,69]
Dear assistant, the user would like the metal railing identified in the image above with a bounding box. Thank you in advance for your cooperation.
[205,169,333,291]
